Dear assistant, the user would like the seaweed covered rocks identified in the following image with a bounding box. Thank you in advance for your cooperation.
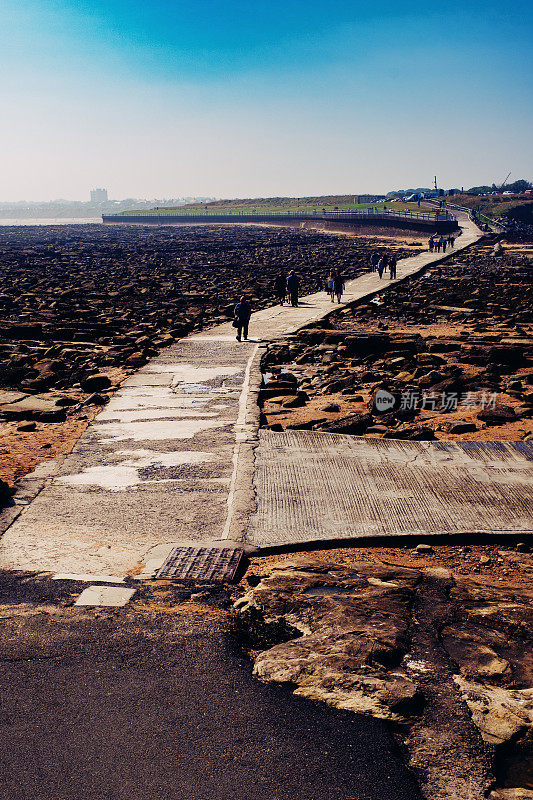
[261,239,533,441]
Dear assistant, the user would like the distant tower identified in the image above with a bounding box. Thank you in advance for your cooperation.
[90,188,108,203]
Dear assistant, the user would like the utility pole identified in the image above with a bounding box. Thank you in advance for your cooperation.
[434,176,438,193]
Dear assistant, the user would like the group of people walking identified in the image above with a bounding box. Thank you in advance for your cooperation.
[274,269,301,307]
[369,250,398,280]
[234,228,458,343]
[324,269,345,303]
[234,269,301,341]
[428,234,455,253]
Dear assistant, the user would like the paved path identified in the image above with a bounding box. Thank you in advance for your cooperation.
[1,214,484,576]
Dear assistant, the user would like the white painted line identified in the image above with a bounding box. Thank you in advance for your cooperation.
[221,343,259,540]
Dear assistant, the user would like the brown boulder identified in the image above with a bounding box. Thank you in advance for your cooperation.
[318,412,372,435]
[80,374,112,392]
[477,405,517,425]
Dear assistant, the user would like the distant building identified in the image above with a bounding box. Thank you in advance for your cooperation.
[355,195,387,204]
[90,188,108,203]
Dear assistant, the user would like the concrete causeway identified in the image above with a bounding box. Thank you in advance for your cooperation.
[2,212,516,578]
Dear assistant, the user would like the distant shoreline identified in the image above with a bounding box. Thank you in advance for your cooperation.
[0,218,101,226]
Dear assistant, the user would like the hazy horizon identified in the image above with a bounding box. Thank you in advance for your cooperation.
[2,0,532,202]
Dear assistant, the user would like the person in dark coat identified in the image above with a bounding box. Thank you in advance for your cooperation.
[234,296,252,341]
[333,270,345,303]
[274,273,286,305]
[286,270,300,307]
[389,255,397,279]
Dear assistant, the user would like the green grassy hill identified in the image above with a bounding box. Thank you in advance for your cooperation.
[445,193,533,221]
[121,195,433,216]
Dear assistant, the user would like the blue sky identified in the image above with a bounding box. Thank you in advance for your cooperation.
[1,0,532,200]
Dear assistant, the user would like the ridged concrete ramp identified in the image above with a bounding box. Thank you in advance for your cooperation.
[0,213,489,576]
[249,432,533,548]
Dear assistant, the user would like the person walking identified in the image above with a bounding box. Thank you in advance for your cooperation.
[333,270,345,303]
[370,251,380,272]
[286,270,300,307]
[326,270,335,301]
[389,254,397,279]
[377,256,385,279]
[274,273,286,305]
[439,235,446,253]
[434,237,441,253]
[448,234,455,248]
[233,296,252,342]
[428,237,434,253]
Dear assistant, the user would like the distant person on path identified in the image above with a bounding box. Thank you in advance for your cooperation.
[439,235,446,253]
[377,256,385,279]
[334,270,345,303]
[326,270,335,301]
[434,237,441,253]
[274,273,286,305]
[389,255,397,279]
[370,251,380,272]
[234,296,252,342]
[448,234,455,248]
[286,270,300,307]
[428,237,434,253]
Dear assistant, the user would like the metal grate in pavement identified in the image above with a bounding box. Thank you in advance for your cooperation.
[154,546,244,582]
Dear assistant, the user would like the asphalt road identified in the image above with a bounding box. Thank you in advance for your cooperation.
[0,578,422,800]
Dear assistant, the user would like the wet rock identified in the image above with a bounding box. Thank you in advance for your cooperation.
[454,677,533,746]
[80,374,111,393]
[366,424,389,434]
[478,405,517,425]
[16,422,37,432]
[383,424,435,440]
[318,412,373,435]
[321,402,340,412]
[442,421,479,434]
[83,392,108,405]
[0,479,13,507]
[55,396,78,406]
[282,392,308,408]
[38,409,67,423]
[442,577,533,687]
[236,561,423,723]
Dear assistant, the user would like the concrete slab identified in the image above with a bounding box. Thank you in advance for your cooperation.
[248,431,533,548]
[74,586,136,607]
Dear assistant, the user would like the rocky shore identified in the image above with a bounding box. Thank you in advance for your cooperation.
[235,547,533,800]
[0,223,419,486]
[260,239,533,442]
